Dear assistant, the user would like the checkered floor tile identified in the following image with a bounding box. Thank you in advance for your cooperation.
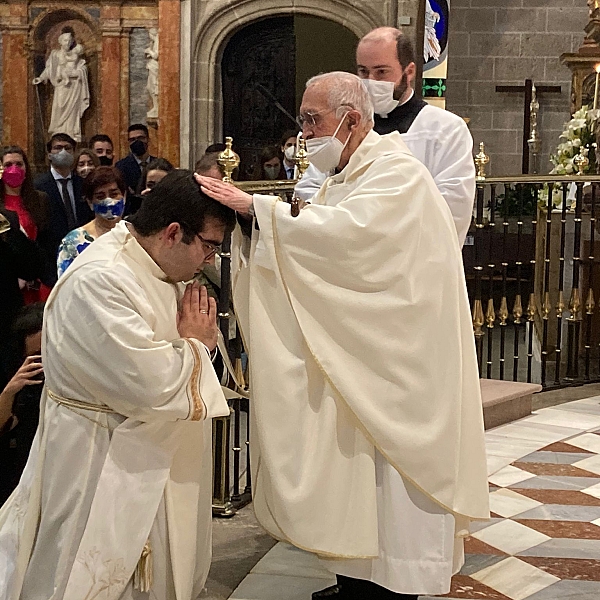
[227,398,600,600]
[440,402,600,600]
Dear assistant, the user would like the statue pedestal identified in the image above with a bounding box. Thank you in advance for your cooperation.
[561,25,600,114]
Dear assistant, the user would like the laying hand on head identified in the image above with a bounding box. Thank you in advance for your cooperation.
[195,174,253,216]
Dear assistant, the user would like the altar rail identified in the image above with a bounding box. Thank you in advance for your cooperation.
[469,175,600,389]
[213,173,600,516]
[213,179,296,517]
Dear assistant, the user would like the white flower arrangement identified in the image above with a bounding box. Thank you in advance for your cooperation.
[539,106,597,210]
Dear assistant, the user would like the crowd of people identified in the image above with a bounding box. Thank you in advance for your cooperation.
[0,25,487,600]
[0,125,226,506]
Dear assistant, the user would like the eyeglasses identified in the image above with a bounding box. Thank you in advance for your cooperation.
[296,109,335,128]
[196,233,221,259]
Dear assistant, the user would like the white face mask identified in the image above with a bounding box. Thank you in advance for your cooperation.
[306,113,351,174]
[264,164,280,180]
[361,79,399,117]
[77,165,94,178]
[284,145,296,161]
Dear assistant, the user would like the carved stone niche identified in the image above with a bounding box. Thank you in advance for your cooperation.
[30,8,99,169]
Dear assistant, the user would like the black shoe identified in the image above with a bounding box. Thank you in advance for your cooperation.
[312,584,342,599]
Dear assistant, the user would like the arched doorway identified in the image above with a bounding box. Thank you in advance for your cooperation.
[221,16,359,179]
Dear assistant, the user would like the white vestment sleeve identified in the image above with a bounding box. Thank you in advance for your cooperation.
[428,117,476,246]
[294,163,328,201]
[46,265,227,423]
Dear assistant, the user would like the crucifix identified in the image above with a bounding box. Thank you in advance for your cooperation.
[496,79,562,174]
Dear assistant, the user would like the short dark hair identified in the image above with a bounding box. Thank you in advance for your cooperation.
[129,169,236,243]
[128,124,149,137]
[194,152,222,176]
[89,134,114,148]
[396,34,416,69]
[260,145,281,165]
[137,157,175,194]
[205,143,226,153]
[46,133,76,153]
[13,302,44,341]
[280,130,299,147]
[82,166,126,201]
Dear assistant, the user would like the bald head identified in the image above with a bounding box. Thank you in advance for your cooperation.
[360,26,402,46]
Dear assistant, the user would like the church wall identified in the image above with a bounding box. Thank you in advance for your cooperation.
[129,27,151,126]
[446,0,589,175]
[184,0,420,168]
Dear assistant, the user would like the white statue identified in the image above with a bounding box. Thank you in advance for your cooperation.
[145,28,159,119]
[32,27,90,142]
[424,0,442,63]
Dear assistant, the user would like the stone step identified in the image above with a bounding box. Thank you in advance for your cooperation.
[480,378,542,430]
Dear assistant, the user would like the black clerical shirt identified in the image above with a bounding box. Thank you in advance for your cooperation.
[374,94,428,135]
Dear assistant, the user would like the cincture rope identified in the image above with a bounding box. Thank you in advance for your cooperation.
[47,388,153,590]
[47,389,115,429]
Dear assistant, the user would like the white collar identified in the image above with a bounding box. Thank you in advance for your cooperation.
[51,166,71,181]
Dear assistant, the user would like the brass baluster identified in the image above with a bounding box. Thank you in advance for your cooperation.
[217,136,240,183]
[566,182,584,380]
[526,292,536,382]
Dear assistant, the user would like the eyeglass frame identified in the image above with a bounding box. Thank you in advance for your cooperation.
[196,232,221,259]
[296,108,336,129]
[296,105,355,129]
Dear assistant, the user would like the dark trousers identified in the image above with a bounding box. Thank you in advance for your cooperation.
[337,575,419,600]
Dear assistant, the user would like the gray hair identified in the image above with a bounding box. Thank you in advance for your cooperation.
[306,72,374,123]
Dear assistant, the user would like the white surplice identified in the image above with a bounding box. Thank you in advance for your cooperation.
[295,103,476,245]
[0,221,230,600]
[233,130,489,595]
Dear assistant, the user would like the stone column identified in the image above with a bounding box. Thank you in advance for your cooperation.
[158,0,180,166]
[2,3,28,148]
[100,6,125,155]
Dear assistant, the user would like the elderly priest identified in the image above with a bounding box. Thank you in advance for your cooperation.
[0,171,235,600]
[197,72,489,600]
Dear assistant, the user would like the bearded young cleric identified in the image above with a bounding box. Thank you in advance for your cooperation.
[295,27,476,246]
[197,72,489,600]
[0,171,236,600]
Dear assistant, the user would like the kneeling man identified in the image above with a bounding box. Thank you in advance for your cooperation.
[198,72,489,600]
[0,171,235,600]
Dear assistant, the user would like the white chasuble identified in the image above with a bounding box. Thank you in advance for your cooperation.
[233,130,489,594]
[0,221,230,600]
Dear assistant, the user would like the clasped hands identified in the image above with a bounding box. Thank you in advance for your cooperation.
[177,282,218,352]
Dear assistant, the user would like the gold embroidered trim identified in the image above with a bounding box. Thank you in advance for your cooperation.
[184,339,204,421]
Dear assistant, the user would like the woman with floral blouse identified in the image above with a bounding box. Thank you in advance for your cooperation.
[57,167,126,277]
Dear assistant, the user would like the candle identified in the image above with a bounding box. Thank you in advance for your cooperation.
[594,65,600,110]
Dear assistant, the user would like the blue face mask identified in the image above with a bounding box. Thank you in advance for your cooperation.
[93,196,125,221]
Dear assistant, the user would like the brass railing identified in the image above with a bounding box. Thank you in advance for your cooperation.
[210,138,600,517]
[211,139,305,517]
[471,144,600,388]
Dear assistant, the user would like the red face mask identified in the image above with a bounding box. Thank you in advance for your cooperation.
[3,165,26,188]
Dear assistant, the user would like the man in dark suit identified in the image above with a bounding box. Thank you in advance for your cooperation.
[115,124,157,195]
[34,133,92,265]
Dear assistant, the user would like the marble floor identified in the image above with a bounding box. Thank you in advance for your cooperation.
[228,396,600,600]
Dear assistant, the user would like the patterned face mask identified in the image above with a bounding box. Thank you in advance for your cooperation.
[93,196,125,221]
